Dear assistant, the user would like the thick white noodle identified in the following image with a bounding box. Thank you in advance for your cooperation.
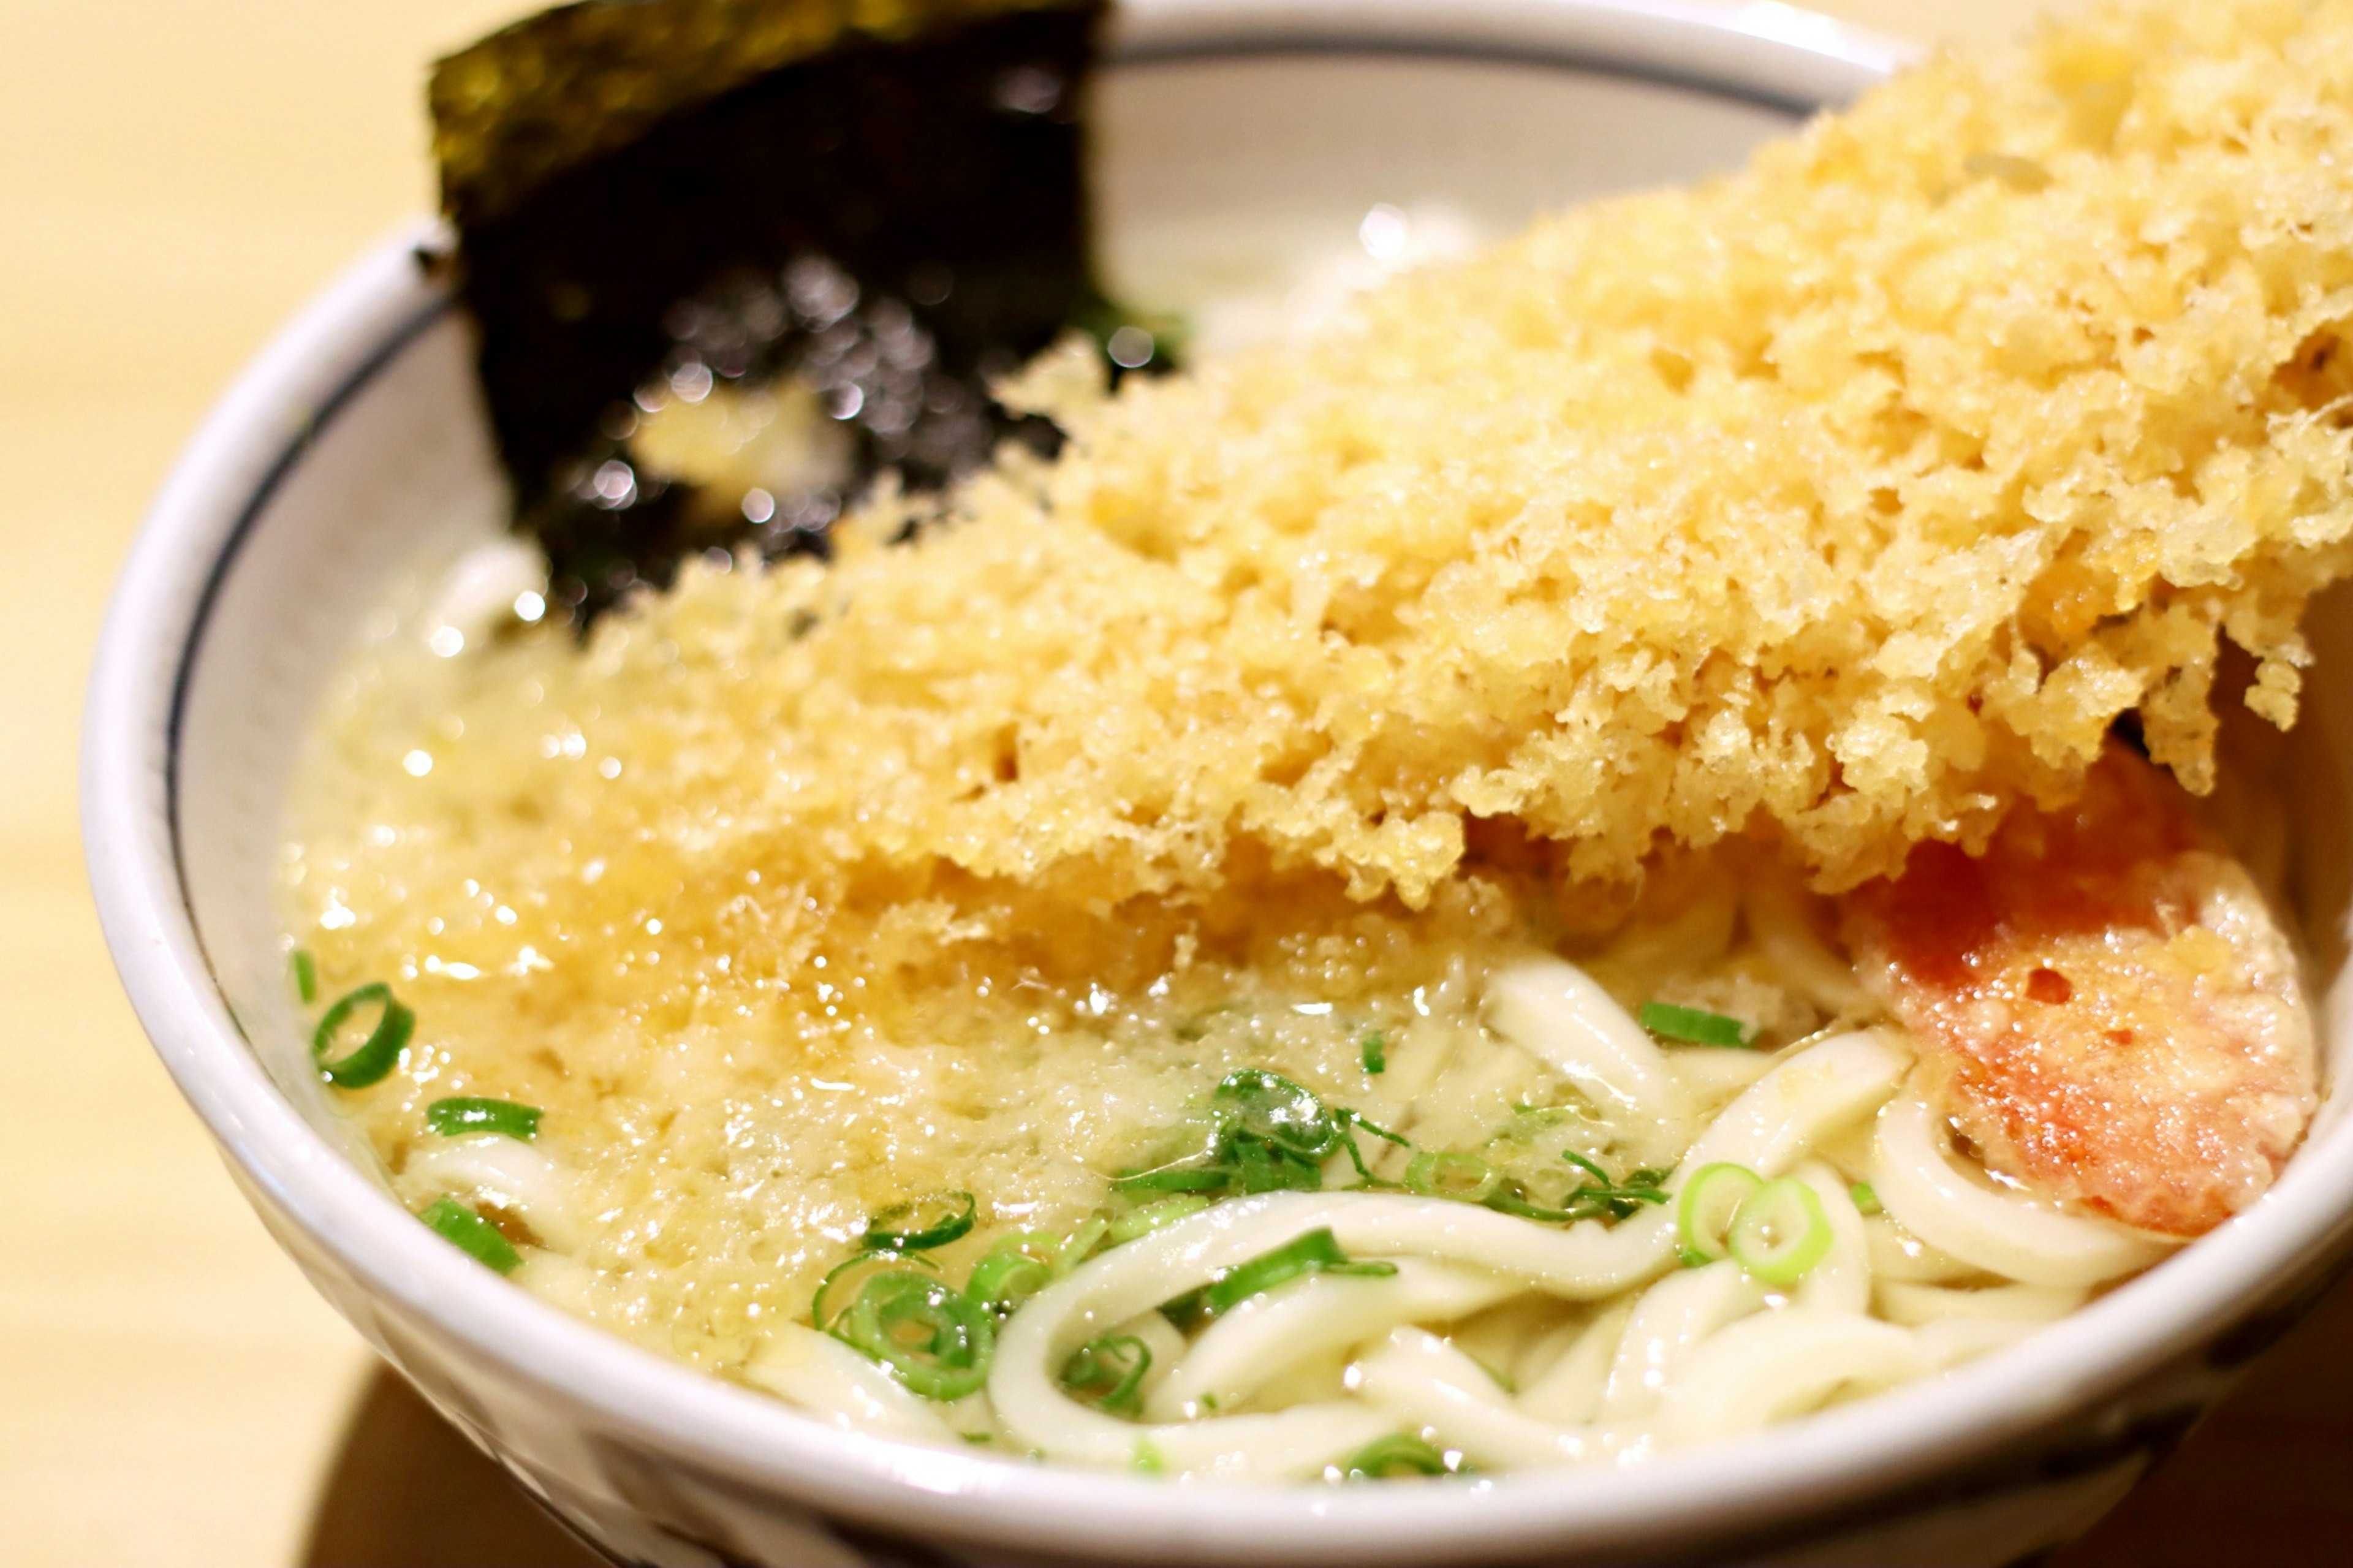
[1516,1301,1632,1424]
[1677,1028,1912,1178]
[1876,1279,2090,1326]
[1872,1094,2177,1287]
[1741,879,1875,1017]
[1599,1262,1765,1421]
[990,1195,1540,1472]
[990,1031,1922,1474]
[1658,1308,1926,1442]
[1485,958,1688,1128]
[1792,1160,1872,1315]
[1665,1045,1781,1107]
[398,1135,583,1251]
[745,1324,960,1447]
[1912,1316,2045,1369]
[1144,1261,1513,1422]
[1862,1213,1985,1284]
[1353,1328,1647,1469]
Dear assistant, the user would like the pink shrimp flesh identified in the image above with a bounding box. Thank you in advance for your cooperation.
[1838,744,2316,1237]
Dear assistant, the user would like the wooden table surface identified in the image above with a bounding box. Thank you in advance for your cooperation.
[6,2,2340,1564]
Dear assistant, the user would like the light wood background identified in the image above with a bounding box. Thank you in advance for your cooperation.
[10,2,2339,1565]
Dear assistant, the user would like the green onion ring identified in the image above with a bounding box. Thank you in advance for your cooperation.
[966,1232,1061,1315]
[862,1190,977,1252]
[419,1197,522,1274]
[312,982,414,1089]
[829,1271,996,1400]
[1056,1214,1110,1271]
[1106,1195,1208,1245]
[1059,1333,1153,1415]
[424,1096,542,1141]
[1728,1176,1835,1286]
[1342,1433,1452,1479]
[1213,1070,1342,1158]
[1677,1162,1765,1267]
[812,1250,939,1330]
[1404,1151,1501,1203]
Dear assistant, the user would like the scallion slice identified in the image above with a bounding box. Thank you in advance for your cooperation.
[1106,1195,1208,1245]
[1343,1434,1452,1479]
[312,982,414,1089]
[419,1197,521,1274]
[1639,1001,1753,1048]
[1166,1227,1395,1329]
[291,948,317,1006]
[811,1251,939,1330]
[425,1096,542,1141]
[1059,1333,1151,1415]
[1404,1151,1501,1203]
[863,1190,976,1252]
[1360,1031,1387,1075]
[966,1232,1060,1316]
[1728,1176,1834,1286]
[1677,1162,1765,1267]
[1056,1214,1110,1270]
[1849,1180,1882,1216]
[828,1272,995,1400]
[1214,1070,1342,1158]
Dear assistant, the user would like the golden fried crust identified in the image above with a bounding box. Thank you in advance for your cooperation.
[1840,746,2315,1237]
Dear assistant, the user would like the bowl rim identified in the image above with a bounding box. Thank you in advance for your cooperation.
[80,2,2353,1562]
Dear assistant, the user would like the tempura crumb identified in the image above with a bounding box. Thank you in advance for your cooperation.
[568,0,2353,912]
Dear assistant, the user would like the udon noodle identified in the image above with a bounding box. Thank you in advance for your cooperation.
[285,653,2226,1479]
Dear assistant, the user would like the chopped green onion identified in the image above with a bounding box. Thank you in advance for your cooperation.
[291,948,317,1006]
[1132,1439,1168,1475]
[312,982,414,1089]
[1343,1434,1451,1479]
[1059,1334,1152,1415]
[1056,1214,1110,1270]
[1360,1031,1387,1075]
[1558,1152,1673,1219]
[863,1190,977,1252]
[812,1251,939,1330]
[1107,1195,1208,1245]
[1677,1162,1765,1267]
[828,1271,996,1400]
[1165,1227,1396,1329]
[419,1197,521,1274]
[1404,1151,1501,1203]
[425,1096,542,1142]
[1729,1177,1835,1286]
[1639,1001,1753,1048]
[966,1232,1060,1315]
[1214,1070,1342,1158]
[1849,1180,1882,1216]
[1113,1070,1416,1203]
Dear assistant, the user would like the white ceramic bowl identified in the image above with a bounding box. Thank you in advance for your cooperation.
[82,4,2353,1564]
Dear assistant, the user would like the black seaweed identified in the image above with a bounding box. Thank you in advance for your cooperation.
[434,0,1115,624]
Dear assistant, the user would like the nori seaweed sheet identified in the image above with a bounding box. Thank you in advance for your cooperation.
[432,0,1113,623]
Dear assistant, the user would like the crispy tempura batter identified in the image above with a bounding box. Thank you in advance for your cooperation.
[536,0,2353,918]
[1840,746,2316,1235]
